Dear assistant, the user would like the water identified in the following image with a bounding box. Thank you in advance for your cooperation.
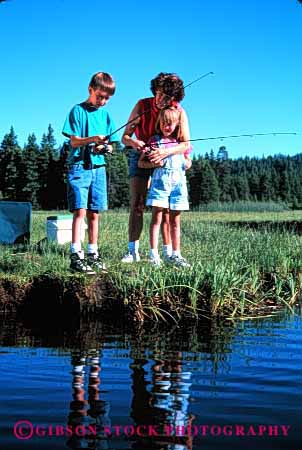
[1,311,302,450]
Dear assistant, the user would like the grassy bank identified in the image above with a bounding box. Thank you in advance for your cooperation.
[1,210,302,321]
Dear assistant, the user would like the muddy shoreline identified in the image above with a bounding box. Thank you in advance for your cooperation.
[0,273,200,324]
[0,270,287,324]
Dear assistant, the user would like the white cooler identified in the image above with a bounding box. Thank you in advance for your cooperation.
[46,215,87,244]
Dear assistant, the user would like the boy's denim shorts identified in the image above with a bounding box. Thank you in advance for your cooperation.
[146,168,189,210]
[129,149,152,178]
[67,164,107,212]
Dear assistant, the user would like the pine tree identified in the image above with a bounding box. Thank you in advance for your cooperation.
[235,171,250,200]
[20,134,41,208]
[217,159,232,201]
[39,124,58,209]
[0,127,22,200]
[47,142,68,209]
[106,143,129,208]
[188,158,219,206]
[199,160,220,204]
[188,158,203,207]
[291,169,302,204]
[248,167,260,200]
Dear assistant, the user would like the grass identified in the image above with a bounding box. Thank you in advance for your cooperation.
[196,200,289,213]
[1,209,302,320]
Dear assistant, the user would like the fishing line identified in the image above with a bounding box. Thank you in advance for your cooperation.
[182,132,299,143]
[141,132,299,155]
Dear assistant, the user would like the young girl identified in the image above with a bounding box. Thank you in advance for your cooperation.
[138,107,191,267]
[121,73,191,264]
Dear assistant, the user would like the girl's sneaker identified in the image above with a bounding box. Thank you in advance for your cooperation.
[149,255,162,266]
[86,253,107,272]
[168,255,191,268]
[121,251,141,263]
[70,251,95,275]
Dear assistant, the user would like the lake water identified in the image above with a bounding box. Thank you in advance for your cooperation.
[1,310,302,450]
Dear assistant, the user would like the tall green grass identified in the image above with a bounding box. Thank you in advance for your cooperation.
[196,201,289,213]
[1,210,302,319]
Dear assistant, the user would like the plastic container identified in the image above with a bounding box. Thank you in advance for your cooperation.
[46,215,86,244]
[0,201,32,244]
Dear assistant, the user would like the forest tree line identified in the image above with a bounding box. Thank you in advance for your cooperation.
[1,125,302,210]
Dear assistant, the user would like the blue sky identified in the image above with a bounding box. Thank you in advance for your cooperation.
[0,0,301,159]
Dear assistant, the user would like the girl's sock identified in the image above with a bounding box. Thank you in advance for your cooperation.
[163,244,172,258]
[172,249,181,258]
[150,248,160,259]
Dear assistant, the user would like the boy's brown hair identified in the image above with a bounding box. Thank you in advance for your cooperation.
[89,72,116,96]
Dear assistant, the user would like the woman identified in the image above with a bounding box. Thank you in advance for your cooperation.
[121,72,191,263]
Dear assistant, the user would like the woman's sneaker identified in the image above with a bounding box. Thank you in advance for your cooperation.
[162,252,173,262]
[168,255,191,268]
[70,251,95,275]
[86,253,107,272]
[121,251,141,263]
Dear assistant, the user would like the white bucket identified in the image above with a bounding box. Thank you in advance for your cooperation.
[46,215,87,244]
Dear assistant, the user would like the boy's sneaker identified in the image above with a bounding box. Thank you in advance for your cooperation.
[86,253,107,272]
[149,255,162,266]
[70,252,95,275]
[121,251,140,263]
[168,255,191,268]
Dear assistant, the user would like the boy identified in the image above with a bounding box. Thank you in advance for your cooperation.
[62,72,116,274]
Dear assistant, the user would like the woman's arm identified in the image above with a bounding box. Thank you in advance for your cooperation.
[137,151,163,169]
[122,101,146,151]
[184,155,192,170]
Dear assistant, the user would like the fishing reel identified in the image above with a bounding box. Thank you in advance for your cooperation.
[142,143,160,157]
[92,143,113,155]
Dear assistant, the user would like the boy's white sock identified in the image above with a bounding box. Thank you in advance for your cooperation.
[163,244,172,257]
[87,243,98,255]
[70,243,81,254]
[128,241,139,254]
[150,249,159,259]
[172,250,181,258]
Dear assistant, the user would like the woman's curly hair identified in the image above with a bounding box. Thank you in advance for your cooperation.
[150,72,185,102]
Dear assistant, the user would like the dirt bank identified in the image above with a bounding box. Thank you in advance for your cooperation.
[0,273,197,324]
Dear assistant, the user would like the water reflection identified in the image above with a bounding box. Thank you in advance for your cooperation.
[67,349,111,449]
[65,346,195,449]
[1,312,302,450]
[130,349,194,450]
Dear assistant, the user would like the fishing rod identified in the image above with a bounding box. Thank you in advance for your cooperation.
[182,131,299,143]
[140,131,299,157]
[102,131,299,156]
[105,71,214,140]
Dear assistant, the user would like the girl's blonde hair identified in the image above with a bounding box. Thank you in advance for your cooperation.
[155,107,184,140]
